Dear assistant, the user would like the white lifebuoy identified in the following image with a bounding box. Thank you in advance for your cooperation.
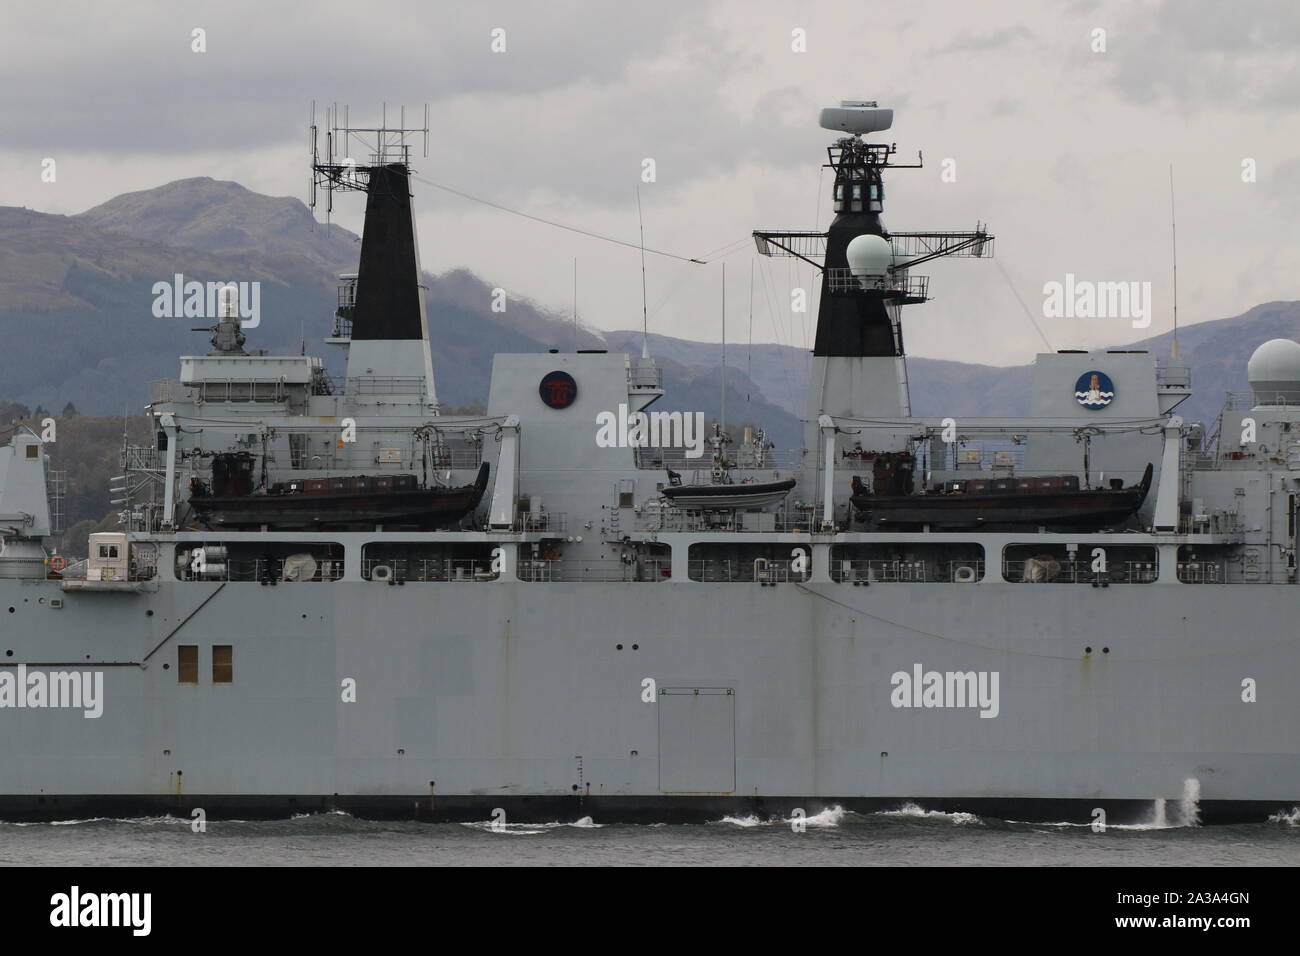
[371,564,393,582]
[953,565,977,583]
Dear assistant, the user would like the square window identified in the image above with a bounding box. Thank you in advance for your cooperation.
[212,645,233,684]
[178,645,198,684]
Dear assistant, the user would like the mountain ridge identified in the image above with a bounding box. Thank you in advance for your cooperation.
[2,177,1297,442]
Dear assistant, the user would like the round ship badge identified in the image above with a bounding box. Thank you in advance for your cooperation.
[539,370,578,409]
[1074,370,1115,410]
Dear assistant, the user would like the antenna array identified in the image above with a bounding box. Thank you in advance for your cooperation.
[309,102,430,219]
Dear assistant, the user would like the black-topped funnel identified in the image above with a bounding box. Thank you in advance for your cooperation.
[351,163,424,342]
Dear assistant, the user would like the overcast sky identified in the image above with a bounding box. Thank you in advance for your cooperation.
[2,0,1296,365]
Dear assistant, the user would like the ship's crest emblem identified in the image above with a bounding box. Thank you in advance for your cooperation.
[539,370,578,409]
[1074,370,1115,409]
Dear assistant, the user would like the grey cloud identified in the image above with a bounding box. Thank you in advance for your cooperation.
[933,24,1036,55]
[1104,0,1300,109]
[0,0,702,152]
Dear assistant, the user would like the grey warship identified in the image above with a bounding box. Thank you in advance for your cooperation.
[2,102,1298,825]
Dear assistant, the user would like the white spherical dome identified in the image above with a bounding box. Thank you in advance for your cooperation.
[846,233,892,278]
[1248,338,1300,404]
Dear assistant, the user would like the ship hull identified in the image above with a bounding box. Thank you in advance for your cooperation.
[2,574,1297,824]
[0,794,1289,826]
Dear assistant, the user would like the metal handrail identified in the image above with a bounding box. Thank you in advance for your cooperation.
[687,559,809,583]
[636,506,818,533]
[1003,559,1158,584]
[181,558,344,583]
[519,558,669,583]
[361,557,497,583]
[831,559,985,583]
[513,511,567,533]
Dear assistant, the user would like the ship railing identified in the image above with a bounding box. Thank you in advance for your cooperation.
[58,557,156,582]
[1177,511,1242,533]
[361,558,498,583]
[1219,389,1300,410]
[195,379,290,403]
[519,558,669,583]
[1176,561,1225,583]
[688,559,809,583]
[1002,559,1158,584]
[122,444,165,472]
[183,558,345,583]
[831,559,986,584]
[635,506,818,534]
[345,376,427,396]
[333,282,355,338]
[1190,442,1300,477]
[1190,454,1264,473]
[634,448,802,471]
[824,268,930,300]
[55,558,89,580]
[282,446,484,470]
[514,511,567,533]
[46,468,65,534]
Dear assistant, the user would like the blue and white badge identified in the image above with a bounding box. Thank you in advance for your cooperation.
[1074,370,1115,409]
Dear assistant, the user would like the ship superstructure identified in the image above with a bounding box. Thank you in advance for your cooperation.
[1,104,1298,824]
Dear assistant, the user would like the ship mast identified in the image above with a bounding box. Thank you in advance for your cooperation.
[753,100,995,431]
[310,103,438,407]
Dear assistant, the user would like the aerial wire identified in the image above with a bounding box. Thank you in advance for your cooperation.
[409,173,706,264]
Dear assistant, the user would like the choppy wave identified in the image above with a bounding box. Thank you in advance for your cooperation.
[3,814,192,828]
[875,802,982,825]
[717,806,846,828]
[1267,807,1300,826]
[459,816,606,835]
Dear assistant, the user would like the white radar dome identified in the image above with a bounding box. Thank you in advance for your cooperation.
[1248,338,1300,404]
[819,101,893,135]
[846,233,893,278]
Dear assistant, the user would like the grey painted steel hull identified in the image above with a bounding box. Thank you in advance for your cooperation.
[3,575,1297,822]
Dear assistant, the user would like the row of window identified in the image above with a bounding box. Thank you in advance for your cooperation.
[177,644,232,684]
[170,542,1236,586]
